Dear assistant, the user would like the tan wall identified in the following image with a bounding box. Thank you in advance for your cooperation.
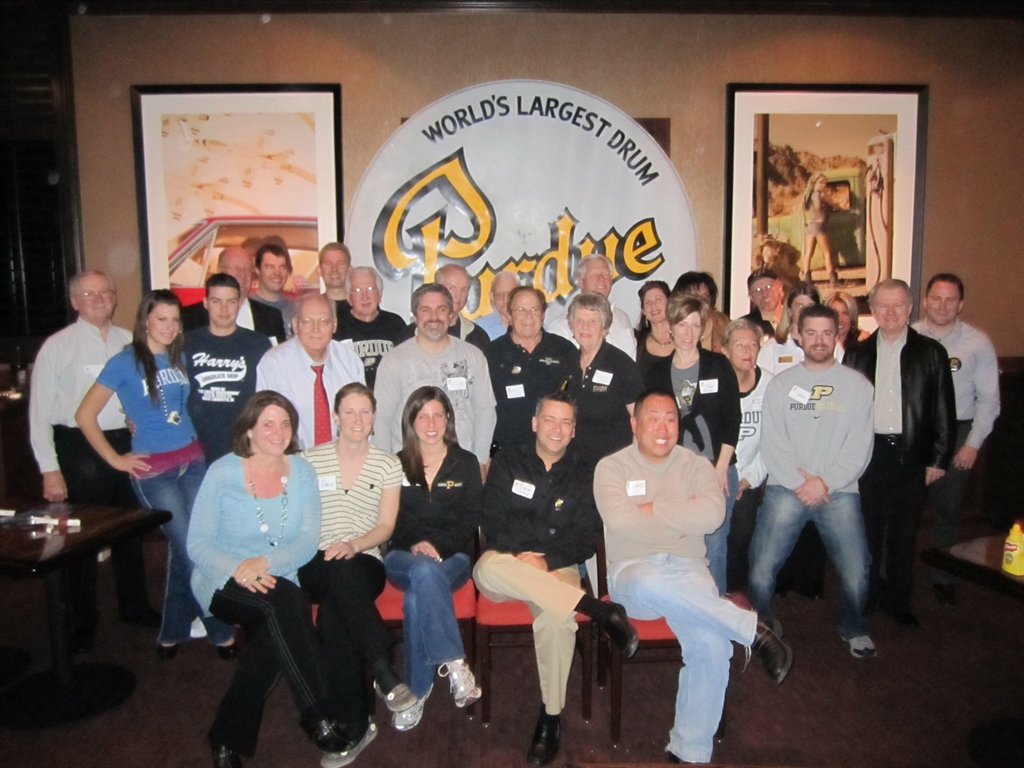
[70,12,1024,354]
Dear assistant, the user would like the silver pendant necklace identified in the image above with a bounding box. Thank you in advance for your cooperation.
[247,467,289,546]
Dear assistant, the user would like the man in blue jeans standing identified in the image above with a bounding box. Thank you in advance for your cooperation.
[749,304,876,658]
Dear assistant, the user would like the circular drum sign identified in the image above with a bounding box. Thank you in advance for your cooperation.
[347,80,697,321]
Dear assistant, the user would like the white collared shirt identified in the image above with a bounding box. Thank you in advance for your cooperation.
[256,338,365,450]
[29,318,133,473]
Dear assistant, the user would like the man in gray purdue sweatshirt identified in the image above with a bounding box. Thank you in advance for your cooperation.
[748,304,877,658]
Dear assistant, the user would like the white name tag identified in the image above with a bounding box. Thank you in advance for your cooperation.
[446,376,467,391]
[698,378,719,394]
[506,384,526,399]
[789,386,811,405]
[317,475,337,491]
[593,369,614,386]
[401,474,412,487]
[512,479,536,499]
[626,480,646,496]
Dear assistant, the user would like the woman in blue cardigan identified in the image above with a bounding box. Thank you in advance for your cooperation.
[187,391,357,768]
[643,294,741,596]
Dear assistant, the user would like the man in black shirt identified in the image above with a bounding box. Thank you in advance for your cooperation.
[486,286,575,455]
[319,241,352,318]
[474,391,638,766]
[332,266,406,389]
[183,273,272,462]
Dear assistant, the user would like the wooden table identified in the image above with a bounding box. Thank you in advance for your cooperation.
[0,500,170,728]
[921,535,1024,601]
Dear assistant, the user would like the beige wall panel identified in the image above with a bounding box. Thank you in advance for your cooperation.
[71,13,1023,353]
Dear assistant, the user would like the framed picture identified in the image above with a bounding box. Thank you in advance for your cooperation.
[131,84,342,303]
[724,84,927,323]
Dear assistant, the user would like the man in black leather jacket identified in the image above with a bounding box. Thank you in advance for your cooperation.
[844,279,955,627]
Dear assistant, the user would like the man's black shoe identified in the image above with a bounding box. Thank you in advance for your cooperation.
[120,607,162,628]
[526,707,560,766]
[304,718,353,754]
[891,610,920,627]
[933,583,957,606]
[211,744,242,768]
[602,602,639,658]
[751,620,792,684]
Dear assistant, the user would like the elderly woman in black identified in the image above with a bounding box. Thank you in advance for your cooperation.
[644,294,741,596]
[565,292,645,471]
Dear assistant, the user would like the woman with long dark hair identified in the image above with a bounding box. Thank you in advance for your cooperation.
[383,386,482,730]
[634,280,674,378]
[76,289,236,658]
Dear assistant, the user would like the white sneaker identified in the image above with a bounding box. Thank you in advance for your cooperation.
[190,617,207,639]
[848,635,876,659]
[393,687,431,732]
[320,720,377,767]
[438,659,481,708]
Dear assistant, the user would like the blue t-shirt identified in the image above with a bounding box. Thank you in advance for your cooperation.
[97,348,197,454]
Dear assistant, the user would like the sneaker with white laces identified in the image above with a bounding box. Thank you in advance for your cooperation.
[438,659,481,708]
[848,635,876,658]
[393,687,431,732]
[320,720,378,768]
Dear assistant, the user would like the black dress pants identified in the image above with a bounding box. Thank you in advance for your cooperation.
[858,435,928,615]
[299,551,391,728]
[53,426,152,632]
[207,578,339,757]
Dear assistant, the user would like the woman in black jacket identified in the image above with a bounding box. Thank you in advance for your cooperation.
[643,294,741,595]
[383,386,482,731]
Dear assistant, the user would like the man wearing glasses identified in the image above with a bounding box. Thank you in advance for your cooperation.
[256,292,365,449]
[741,267,786,338]
[332,266,406,390]
[30,271,160,652]
[485,286,576,455]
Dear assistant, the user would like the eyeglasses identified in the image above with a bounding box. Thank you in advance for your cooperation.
[512,306,542,316]
[751,283,776,295]
[76,289,115,300]
[350,286,378,296]
[298,317,332,329]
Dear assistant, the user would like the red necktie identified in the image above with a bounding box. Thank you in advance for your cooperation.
[311,364,332,445]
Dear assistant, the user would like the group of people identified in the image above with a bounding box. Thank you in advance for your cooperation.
[28,238,999,767]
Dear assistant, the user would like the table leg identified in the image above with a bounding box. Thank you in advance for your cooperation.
[44,567,72,687]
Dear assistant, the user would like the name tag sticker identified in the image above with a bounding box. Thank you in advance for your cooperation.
[699,378,719,394]
[401,474,412,487]
[778,355,794,364]
[506,384,526,399]
[789,386,811,405]
[84,364,103,377]
[446,376,467,391]
[626,480,646,496]
[317,475,337,491]
[593,369,614,386]
[512,479,536,499]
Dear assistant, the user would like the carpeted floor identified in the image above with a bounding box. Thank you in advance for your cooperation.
[1,514,1022,768]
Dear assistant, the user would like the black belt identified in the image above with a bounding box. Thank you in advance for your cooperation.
[874,433,902,447]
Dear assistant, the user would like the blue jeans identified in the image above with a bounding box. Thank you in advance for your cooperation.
[384,550,471,698]
[132,459,234,645]
[748,485,870,640]
[610,554,757,764]
[704,464,738,596]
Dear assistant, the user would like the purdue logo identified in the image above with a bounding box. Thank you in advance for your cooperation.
[348,80,698,322]
[809,385,835,400]
[950,357,962,372]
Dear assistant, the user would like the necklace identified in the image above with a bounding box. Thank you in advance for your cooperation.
[247,465,289,546]
[156,361,186,425]
[650,330,672,349]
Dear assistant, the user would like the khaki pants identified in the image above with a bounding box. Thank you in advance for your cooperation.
[473,551,584,715]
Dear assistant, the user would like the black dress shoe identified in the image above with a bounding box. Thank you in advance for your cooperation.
[751,620,792,684]
[601,601,640,658]
[120,607,162,628]
[526,707,560,766]
[304,718,353,754]
[891,610,920,627]
[211,744,242,768]
[157,643,179,661]
[933,583,958,606]
[216,643,239,660]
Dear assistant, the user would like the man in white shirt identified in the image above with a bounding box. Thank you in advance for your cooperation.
[914,273,1001,606]
[29,271,159,651]
[547,254,636,359]
[256,293,365,449]
[374,283,496,474]
[181,245,287,343]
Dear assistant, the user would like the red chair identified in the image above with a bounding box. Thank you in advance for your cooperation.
[594,535,680,744]
[474,576,593,724]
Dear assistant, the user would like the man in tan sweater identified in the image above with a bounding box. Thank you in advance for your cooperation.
[594,390,791,764]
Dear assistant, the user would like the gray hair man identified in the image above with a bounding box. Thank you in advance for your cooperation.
[333,265,406,389]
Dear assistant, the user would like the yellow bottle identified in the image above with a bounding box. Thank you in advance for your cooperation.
[1003,522,1024,576]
